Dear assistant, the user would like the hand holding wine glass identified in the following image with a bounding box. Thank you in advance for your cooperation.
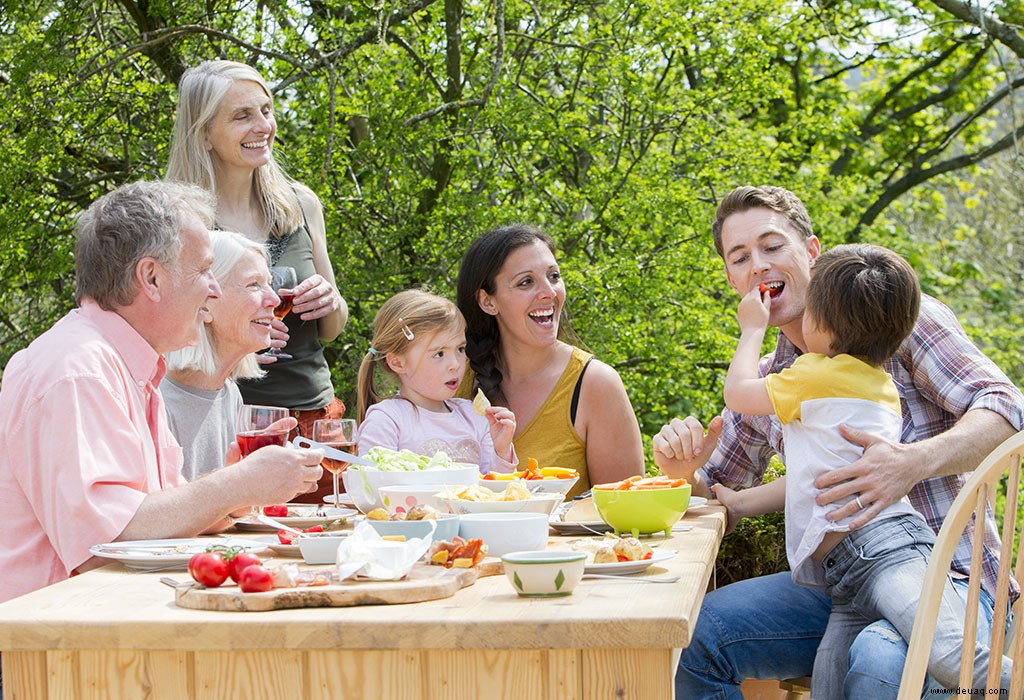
[312,418,357,508]
[264,266,298,360]
[236,404,291,516]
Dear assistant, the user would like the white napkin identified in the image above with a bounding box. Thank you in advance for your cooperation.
[335,520,435,580]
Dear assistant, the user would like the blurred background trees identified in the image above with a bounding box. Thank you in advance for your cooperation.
[2,0,1022,449]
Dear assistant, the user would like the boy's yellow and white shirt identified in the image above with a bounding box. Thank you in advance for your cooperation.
[766,353,923,588]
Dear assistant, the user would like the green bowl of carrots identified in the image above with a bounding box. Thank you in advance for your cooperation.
[592,476,691,538]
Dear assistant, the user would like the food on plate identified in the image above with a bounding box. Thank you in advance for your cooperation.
[366,508,390,521]
[572,534,654,563]
[276,525,326,545]
[613,536,652,562]
[267,564,331,588]
[227,551,263,583]
[593,547,618,564]
[262,504,289,517]
[377,504,442,522]
[429,536,487,568]
[188,550,230,587]
[443,481,531,502]
[593,475,688,491]
[472,388,491,415]
[482,456,578,481]
[237,564,275,593]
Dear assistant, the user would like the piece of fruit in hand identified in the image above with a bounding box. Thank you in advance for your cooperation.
[472,388,491,415]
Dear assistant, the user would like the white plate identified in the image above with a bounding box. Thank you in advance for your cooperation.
[89,537,264,571]
[233,504,357,531]
[549,519,614,536]
[688,496,708,508]
[584,549,675,575]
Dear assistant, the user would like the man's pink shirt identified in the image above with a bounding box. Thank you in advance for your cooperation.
[0,299,184,603]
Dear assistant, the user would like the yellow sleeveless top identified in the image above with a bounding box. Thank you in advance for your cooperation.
[458,346,593,499]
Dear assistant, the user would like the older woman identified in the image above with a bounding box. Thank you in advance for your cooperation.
[456,224,644,498]
[165,60,347,439]
[163,230,278,480]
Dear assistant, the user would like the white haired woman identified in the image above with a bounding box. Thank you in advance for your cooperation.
[162,230,279,480]
[166,60,348,457]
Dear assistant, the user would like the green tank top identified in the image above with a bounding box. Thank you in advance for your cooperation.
[238,224,335,411]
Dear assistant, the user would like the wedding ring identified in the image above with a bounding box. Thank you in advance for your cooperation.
[855,495,865,510]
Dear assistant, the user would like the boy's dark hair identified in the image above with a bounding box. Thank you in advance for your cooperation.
[806,244,920,365]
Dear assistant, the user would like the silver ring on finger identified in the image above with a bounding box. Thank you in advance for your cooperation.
[855,495,865,510]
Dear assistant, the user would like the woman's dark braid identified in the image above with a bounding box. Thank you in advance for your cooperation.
[467,333,504,403]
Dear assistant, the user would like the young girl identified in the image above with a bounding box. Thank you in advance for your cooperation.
[356,289,518,474]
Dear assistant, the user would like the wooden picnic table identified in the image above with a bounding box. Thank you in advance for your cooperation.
[0,502,724,699]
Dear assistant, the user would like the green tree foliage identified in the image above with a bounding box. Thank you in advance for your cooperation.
[2,0,1022,456]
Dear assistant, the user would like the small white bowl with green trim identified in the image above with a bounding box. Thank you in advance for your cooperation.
[501,550,587,597]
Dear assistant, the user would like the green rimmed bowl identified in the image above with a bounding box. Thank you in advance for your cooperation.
[501,550,587,597]
[592,484,691,537]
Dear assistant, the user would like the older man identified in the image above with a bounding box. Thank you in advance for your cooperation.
[0,181,324,604]
[654,185,1023,698]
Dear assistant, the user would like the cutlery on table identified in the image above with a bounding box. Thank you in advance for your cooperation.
[255,513,305,537]
[581,574,680,583]
[291,437,376,467]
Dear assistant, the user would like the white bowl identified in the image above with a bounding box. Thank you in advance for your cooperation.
[342,465,480,513]
[439,492,564,516]
[501,550,586,597]
[457,512,551,557]
[296,533,350,565]
[364,514,460,542]
[378,484,450,516]
[477,477,579,498]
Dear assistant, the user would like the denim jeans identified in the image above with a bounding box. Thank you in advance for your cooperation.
[815,514,1012,699]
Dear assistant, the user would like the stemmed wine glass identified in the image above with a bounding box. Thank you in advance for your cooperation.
[236,404,291,517]
[312,418,358,508]
[264,266,298,360]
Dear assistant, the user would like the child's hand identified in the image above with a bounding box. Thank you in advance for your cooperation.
[486,407,517,463]
[710,482,745,535]
[736,286,771,334]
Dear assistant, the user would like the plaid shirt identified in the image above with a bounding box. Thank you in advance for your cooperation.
[701,294,1024,599]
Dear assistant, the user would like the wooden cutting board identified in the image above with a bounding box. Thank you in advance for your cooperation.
[174,560,503,612]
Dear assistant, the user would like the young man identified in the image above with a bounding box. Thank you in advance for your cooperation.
[653,186,1023,698]
[0,181,325,604]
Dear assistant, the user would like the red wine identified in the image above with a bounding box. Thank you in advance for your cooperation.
[321,441,357,475]
[237,430,289,457]
[274,291,295,321]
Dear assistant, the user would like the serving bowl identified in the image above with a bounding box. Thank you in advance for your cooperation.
[439,492,564,517]
[378,484,450,516]
[592,484,692,537]
[296,533,350,565]
[477,476,579,499]
[457,512,550,557]
[364,514,460,542]
[501,550,587,597]
[342,465,480,513]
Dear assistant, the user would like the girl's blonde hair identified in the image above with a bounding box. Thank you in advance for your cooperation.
[165,60,303,238]
[356,289,466,422]
[165,230,268,381]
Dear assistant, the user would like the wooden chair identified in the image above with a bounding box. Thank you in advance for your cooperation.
[897,430,1024,698]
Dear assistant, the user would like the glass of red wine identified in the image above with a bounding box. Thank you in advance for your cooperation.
[264,266,298,360]
[312,418,358,508]
[236,404,291,516]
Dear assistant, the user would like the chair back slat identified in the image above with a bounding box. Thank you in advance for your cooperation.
[959,485,988,690]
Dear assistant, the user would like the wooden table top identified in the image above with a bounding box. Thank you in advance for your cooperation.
[0,503,724,653]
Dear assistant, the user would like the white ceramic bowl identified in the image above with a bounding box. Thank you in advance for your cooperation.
[457,512,551,557]
[440,493,564,516]
[364,514,460,542]
[342,465,480,513]
[378,484,450,516]
[477,477,579,498]
[296,533,350,565]
[501,550,587,597]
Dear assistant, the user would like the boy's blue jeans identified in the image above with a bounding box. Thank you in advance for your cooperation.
[675,528,1000,699]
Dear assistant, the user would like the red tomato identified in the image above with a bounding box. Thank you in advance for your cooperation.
[277,530,296,545]
[238,565,275,593]
[228,551,263,583]
[188,551,229,588]
[758,283,781,298]
[303,525,324,534]
[263,504,289,517]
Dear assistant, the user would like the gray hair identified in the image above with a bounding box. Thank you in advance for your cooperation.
[75,180,215,309]
[165,60,302,237]
[165,230,268,381]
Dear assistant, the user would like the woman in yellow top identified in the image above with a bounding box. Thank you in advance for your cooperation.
[456,224,643,498]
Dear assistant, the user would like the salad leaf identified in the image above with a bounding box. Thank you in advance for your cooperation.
[359,447,458,472]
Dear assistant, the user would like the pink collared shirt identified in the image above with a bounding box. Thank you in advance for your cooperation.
[0,299,184,603]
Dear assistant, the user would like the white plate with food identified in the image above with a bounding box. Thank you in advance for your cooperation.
[584,549,675,575]
[233,504,357,532]
[89,537,264,571]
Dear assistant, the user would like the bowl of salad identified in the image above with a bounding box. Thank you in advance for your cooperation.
[342,447,481,513]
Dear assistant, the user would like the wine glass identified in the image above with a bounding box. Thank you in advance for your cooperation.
[312,418,358,508]
[236,404,291,516]
[264,266,298,360]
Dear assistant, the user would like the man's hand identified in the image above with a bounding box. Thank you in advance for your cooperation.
[814,423,921,529]
[652,415,724,495]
